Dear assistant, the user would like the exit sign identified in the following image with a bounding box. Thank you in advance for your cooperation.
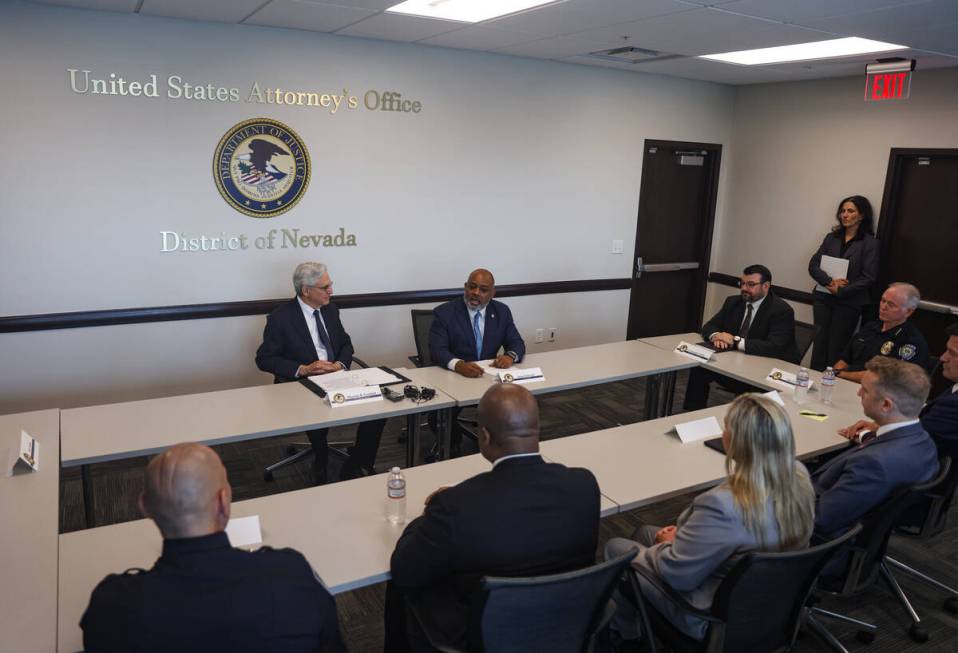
[865,70,912,101]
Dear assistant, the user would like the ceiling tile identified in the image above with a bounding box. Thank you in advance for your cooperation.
[244,0,376,32]
[569,7,835,57]
[610,55,799,85]
[718,0,922,23]
[486,0,692,36]
[140,0,266,23]
[495,34,625,60]
[29,0,138,11]
[335,11,462,41]
[418,25,545,51]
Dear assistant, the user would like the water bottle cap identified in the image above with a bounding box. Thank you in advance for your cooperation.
[390,466,401,473]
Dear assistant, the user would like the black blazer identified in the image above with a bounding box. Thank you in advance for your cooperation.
[390,455,600,645]
[81,532,344,653]
[255,298,354,382]
[701,291,801,363]
[808,231,879,308]
[922,387,958,461]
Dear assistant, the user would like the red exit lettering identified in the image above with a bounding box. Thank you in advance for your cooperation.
[865,71,911,101]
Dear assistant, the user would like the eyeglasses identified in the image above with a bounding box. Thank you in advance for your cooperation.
[307,283,332,293]
[738,280,764,289]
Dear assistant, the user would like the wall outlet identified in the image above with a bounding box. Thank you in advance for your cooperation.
[535,328,544,343]
[611,239,624,254]
[548,328,558,342]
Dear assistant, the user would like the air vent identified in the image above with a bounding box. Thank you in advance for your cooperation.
[585,46,661,64]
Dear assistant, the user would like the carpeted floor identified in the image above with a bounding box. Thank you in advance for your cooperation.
[59,370,958,651]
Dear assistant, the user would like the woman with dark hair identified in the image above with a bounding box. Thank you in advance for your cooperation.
[808,195,880,370]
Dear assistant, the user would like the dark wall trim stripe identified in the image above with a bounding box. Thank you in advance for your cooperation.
[0,278,633,334]
[708,272,815,305]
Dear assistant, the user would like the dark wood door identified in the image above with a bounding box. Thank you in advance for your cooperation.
[877,148,958,392]
[626,140,721,339]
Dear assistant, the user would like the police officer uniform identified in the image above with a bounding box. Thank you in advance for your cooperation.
[839,319,929,371]
[81,531,344,653]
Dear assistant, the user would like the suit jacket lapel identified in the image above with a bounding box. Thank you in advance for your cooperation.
[292,299,314,353]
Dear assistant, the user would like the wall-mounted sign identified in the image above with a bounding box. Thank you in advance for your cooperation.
[213,118,310,218]
[864,60,915,102]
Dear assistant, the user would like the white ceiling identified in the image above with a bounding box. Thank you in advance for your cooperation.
[29,0,958,84]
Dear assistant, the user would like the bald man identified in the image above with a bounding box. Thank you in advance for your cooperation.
[385,385,600,652]
[81,443,343,653]
[429,268,525,377]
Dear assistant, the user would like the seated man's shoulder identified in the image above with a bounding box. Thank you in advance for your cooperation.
[247,545,316,576]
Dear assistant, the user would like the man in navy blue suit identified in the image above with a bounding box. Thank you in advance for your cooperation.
[815,356,938,576]
[256,262,385,484]
[429,268,525,378]
[838,321,958,461]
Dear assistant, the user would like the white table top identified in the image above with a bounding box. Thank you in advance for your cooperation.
[402,340,696,406]
[0,409,60,653]
[61,380,456,467]
[57,449,616,652]
[541,396,853,513]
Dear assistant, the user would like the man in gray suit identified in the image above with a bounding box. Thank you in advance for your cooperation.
[814,356,939,576]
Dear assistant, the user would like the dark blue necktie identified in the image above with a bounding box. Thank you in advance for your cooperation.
[473,311,482,359]
[313,309,333,355]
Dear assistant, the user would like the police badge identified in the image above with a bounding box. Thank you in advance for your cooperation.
[899,344,917,361]
[880,341,894,355]
[213,118,311,218]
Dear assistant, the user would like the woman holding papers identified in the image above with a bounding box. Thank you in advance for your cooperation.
[605,394,815,642]
[808,195,880,370]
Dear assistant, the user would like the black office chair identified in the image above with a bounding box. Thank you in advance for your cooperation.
[627,525,861,653]
[410,549,638,653]
[262,356,370,482]
[807,461,952,646]
[794,320,818,365]
[409,309,435,368]
[885,457,958,617]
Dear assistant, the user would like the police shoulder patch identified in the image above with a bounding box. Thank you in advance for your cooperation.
[213,118,310,218]
[899,344,917,361]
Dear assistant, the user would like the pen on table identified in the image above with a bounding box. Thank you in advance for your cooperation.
[799,410,827,417]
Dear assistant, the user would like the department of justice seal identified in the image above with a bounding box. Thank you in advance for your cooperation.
[880,341,894,355]
[213,118,310,218]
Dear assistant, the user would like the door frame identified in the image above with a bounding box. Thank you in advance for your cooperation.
[626,139,723,338]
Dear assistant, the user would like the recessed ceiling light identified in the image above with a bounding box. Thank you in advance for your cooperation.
[700,37,907,66]
[386,0,561,24]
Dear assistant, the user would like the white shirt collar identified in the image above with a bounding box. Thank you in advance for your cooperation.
[952,383,957,394]
[297,296,319,317]
[491,452,541,469]
[464,298,486,318]
[748,294,767,312]
[876,418,920,437]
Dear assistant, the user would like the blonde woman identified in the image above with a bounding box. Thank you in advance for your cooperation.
[606,394,815,642]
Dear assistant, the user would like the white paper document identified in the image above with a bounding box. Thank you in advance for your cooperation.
[763,390,786,407]
[767,368,815,392]
[673,416,723,444]
[475,360,500,376]
[226,515,263,549]
[814,255,849,293]
[308,367,402,393]
[674,341,714,361]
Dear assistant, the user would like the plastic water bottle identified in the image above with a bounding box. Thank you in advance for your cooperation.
[386,467,406,524]
[794,367,810,404]
[820,367,836,404]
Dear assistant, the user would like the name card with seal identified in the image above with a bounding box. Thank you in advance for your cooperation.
[674,341,713,361]
[767,368,815,392]
[763,390,786,407]
[13,430,40,473]
[226,515,262,550]
[327,385,384,407]
[672,416,723,444]
[497,367,545,385]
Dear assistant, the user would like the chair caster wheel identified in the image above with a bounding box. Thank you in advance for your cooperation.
[263,471,274,482]
[286,445,299,455]
[945,597,958,614]
[908,625,928,643]
[856,630,876,644]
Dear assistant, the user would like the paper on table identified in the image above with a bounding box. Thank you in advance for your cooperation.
[226,515,262,548]
[815,255,849,293]
[674,416,723,444]
[763,390,786,407]
[308,367,402,393]
[475,360,500,376]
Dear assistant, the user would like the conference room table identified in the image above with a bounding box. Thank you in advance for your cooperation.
[0,409,60,653]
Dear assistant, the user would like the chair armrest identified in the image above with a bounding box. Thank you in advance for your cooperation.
[630,565,721,623]
[352,356,369,369]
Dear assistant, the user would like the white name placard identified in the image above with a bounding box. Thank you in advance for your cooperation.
[673,416,723,444]
[226,515,262,549]
[326,385,384,407]
[498,367,545,385]
[767,368,815,392]
[674,341,713,361]
[13,430,40,473]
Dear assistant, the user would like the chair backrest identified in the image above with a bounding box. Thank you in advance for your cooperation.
[708,525,862,652]
[899,456,956,538]
[478,549,637,653]
[794,320,817,362]
[841,459,952,593]
[410,309,435,367]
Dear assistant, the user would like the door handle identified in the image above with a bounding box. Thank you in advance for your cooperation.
[635,257,700,279]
